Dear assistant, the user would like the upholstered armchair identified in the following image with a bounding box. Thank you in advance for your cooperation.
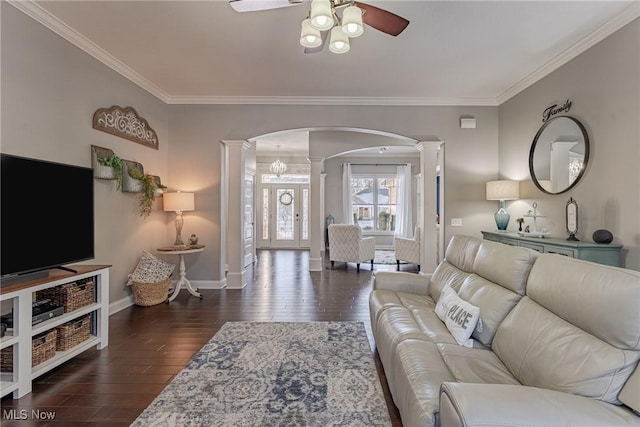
[328,224,376,272]
[394,226,421,271]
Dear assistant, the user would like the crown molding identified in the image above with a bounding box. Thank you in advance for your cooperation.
[496,2,640,105]
[164,95,498,106]
[8,0,172,103]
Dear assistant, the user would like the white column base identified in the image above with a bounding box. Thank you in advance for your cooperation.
[309,257,323,271]
[226,271,247,289]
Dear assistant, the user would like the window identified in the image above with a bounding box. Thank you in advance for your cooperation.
[351,175,398,231]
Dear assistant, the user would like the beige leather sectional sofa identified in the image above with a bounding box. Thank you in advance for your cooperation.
[370,235,640,426]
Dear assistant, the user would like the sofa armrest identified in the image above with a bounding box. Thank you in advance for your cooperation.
[372,271,431,295]
[439,382,640,427]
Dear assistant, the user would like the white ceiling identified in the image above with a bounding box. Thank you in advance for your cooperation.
[12,1,638,157]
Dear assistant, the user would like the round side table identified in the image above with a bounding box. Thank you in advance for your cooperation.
[157,245,205,302]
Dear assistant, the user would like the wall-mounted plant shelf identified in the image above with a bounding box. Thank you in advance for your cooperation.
[91,145,117,180]
[122,160,144,193]
[150,175,164,196]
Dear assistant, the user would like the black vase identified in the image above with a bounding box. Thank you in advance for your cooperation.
[592,229,613,244]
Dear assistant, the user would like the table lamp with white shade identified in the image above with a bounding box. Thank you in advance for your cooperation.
[486,180,519,231]
[163,191,195,246]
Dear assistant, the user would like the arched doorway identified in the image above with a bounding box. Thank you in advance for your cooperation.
[221,128,444,287]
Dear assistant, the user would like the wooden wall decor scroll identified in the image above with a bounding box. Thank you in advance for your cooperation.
[93,106,158,150]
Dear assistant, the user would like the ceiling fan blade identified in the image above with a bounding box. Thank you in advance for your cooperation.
[304,30,329,54]
[355,1,409,36]
[229,0,303,13]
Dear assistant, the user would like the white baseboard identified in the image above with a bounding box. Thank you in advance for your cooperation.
[189,280,227,290]
[110,295,134,315]
[108,280,227,315]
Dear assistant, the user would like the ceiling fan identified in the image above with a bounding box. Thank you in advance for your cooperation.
[229,0,410,54]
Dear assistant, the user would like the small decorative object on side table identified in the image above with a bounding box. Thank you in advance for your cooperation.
[156,245,205,302]
[520,202,549,237]
[593,229,613,244]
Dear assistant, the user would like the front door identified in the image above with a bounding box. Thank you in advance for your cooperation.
[258,184,309,248]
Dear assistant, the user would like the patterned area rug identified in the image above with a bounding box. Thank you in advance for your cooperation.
[374,249,404,265]
[131,321,391,426]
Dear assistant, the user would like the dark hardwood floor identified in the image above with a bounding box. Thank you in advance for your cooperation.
[1,249,407,426]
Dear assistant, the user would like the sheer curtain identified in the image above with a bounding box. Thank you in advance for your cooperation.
[395,164,413,237]
[342,163,353,224]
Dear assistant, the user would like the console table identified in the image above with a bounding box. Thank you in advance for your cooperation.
[481,231,622,267]
[157,245,204,302]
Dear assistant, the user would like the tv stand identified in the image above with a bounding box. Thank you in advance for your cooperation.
[0,265,110,399]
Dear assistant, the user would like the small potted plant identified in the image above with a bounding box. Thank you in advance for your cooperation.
[128,168,167,218]
[516,217,525,232]
[96,153,124,190]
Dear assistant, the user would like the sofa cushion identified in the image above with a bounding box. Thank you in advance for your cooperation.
[427,235,481,302]
[392,339,456,427]
[444,234,483,273]
[375,307,434,383]
[473,240,538,296]
[458,274,523,347]
[494,254,640,406]
[527,254,640,351]
[619,365,640,414]
[411,308,460,346]
[429,261,470,302]
[493,297,640,404]
[436,343,520,385]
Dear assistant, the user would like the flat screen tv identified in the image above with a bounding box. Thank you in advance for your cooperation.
[1,153,95,282]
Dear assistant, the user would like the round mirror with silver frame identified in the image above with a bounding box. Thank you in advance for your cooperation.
[529,116,590,194]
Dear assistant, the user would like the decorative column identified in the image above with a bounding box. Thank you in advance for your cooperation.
[308,156,325,271]
[416,141,444,274]
[221,140,250,289]
[320,172,327,251]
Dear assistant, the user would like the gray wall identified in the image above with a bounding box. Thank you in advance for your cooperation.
[498,18,640,269]
[1,4,171,306]
[168,104,500,279]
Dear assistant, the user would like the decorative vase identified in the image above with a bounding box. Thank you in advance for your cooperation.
[592,229,613,244]
[494,200,510,231]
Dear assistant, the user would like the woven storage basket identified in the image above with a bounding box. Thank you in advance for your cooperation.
[36,279,94,313]
[131,278,170,306]
[55,315,91,351]
[1,329,57,371]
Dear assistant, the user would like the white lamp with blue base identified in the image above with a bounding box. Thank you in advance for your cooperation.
[486,180,519,231]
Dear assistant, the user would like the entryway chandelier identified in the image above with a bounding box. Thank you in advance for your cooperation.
[270,145,287,177]
[300,0,364,54]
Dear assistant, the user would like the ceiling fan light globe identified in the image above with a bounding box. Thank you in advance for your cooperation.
[341,5,364,37]
[329,26,350,54]
[300,18,322,48]
[310,0,334,31]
